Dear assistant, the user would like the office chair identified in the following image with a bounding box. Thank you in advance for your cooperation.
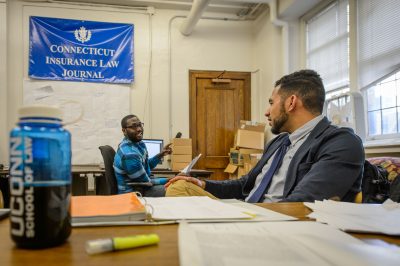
[98,145,118,195]
[97,145,153,195]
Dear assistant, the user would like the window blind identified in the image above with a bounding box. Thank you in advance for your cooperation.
[306,0,349,92]
[358,0,400,89]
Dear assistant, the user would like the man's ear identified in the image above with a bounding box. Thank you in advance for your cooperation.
[122,128,127,136]
[287,95,298,112]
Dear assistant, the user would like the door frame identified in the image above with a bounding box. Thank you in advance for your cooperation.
[189,70,251,157]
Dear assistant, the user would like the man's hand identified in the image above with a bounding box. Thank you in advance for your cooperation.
[158,143,172,157]
[164,174,204,189]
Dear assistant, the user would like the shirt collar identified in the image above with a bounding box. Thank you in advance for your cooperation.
[289,115,324,145]
[123,137,141,146]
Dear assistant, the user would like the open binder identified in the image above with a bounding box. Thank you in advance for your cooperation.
[71,193,296,227]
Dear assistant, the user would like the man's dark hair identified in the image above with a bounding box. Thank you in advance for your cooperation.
[121,114,138,128]
[275,69,325,114]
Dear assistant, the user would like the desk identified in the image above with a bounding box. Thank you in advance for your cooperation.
[0,169,10,209]
[0,202,398,266]
[71,165,105,196]
[1,167,212,204]
[0,166,105,207]
[152,169,213,179]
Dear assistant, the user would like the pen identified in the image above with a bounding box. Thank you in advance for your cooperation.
[85,234,160,255]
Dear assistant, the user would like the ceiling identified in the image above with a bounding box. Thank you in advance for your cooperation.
[32,0,271,19]
[24,0,322,20]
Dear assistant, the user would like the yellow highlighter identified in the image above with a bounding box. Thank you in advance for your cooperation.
[86,234,160,255]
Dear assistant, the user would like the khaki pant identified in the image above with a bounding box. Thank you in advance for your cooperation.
[165,180,218,199]
[0,190,3,208]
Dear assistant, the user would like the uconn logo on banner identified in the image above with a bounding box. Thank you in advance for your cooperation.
[29,16,134,84]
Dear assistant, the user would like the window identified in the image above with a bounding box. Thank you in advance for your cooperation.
[326,87,349,101]
[365,70,400,139]
[306,0,349,92]
[358,0,400,141]
[303,0,400,143]
[326,93,351,125]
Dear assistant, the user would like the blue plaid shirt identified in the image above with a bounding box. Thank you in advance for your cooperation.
[114,137,161,194]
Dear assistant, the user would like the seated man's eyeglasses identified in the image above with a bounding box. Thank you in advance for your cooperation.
[125,122,144,129]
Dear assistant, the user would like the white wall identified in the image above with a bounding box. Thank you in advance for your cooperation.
[2,0,284,165]
[251,10,284,141]
[170,16,254,137]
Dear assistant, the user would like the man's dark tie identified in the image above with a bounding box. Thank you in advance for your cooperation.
[246,135,291,203]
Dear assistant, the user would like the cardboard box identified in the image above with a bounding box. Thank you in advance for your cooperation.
[234,121,266,150]
[229,151,242,165]
[250,153,262,167]
[224,164,239,179]
[224,163,253,180]
[237,166,248,178]
[224,163,238,174]
[239,148,263,154]
[239,120,266,132]
[236,129,264,150]
[242,154,251,165]
[242,153,262,172]
[172,146,192,155]
[172,138,192,146]
[171,154,192,163]
[229,148,263,165]
[171,162,189,171]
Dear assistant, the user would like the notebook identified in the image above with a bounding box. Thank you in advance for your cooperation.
[71,193,147,225]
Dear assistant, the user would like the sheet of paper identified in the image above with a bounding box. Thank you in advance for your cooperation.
[23,80,129,164]
[305,200,400,235]
[221,199,297,221]
[179,221,400,266]
[143,196,254,221]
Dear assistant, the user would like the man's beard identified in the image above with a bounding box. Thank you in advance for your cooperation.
[271,105,288,135]
[127,131,143,143]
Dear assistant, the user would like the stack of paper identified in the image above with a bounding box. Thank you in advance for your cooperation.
[304,199,400,235]
[71,193,147,226]
[179,221,400,266]
[144,197,296,222]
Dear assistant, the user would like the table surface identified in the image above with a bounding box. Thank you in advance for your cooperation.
[152,168,213,176]
[1,202,399,266]
[0,165,105,175]
[1,166,212,176]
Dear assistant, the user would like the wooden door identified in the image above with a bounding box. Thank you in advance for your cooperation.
[189,70,251,180]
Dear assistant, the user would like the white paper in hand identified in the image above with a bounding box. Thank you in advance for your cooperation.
[181,154,202,175]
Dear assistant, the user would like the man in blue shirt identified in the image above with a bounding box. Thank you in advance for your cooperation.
[114,115,172,196]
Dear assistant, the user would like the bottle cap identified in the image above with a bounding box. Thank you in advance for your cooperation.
[85,238,113,255]
[18,105,63,120]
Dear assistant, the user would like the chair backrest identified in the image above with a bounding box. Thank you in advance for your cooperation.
[98,145,118,195]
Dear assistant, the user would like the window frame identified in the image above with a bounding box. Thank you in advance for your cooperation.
[362,69,400,143]
[301,0,400,147]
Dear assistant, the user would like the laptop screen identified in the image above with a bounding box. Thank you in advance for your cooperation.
[142,139,164,161]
